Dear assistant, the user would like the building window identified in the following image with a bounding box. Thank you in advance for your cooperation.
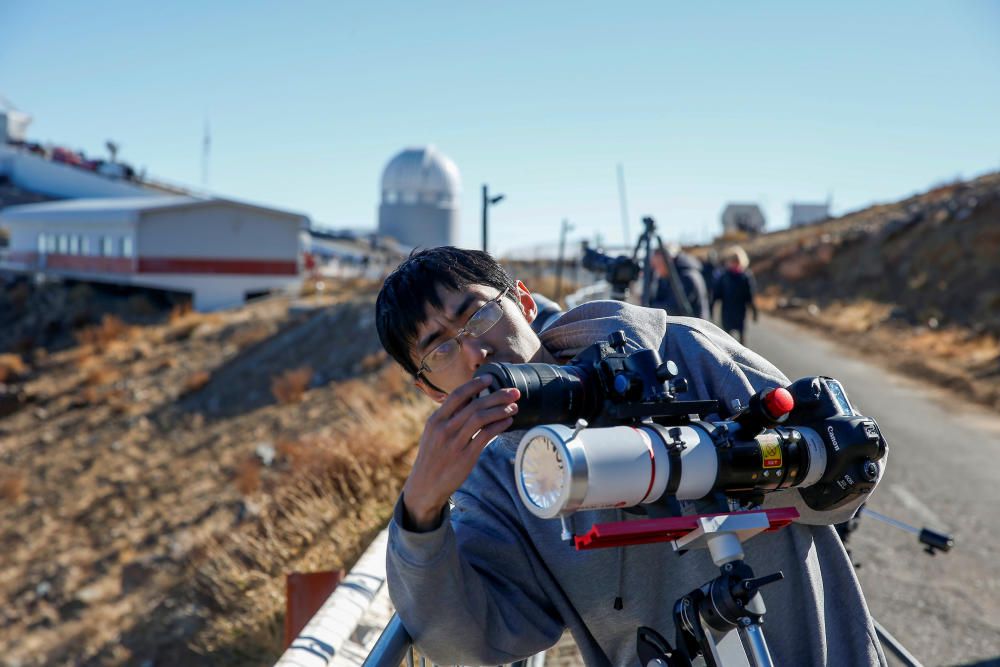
[81,236,91,256]
[121,237,134,258]
[58,234,69,254]
[37,234,46,254]
[102,236,117,257]
[69,235,80,255]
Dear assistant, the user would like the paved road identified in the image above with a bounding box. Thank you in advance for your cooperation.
[745,315,1000,667]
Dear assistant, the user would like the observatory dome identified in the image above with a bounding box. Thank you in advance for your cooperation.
[381,146,461,206]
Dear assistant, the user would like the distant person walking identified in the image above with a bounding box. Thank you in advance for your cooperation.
[649,246,709,319]
[712,245,758,344]
[701,249,720,304]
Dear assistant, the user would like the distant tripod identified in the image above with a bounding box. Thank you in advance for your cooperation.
[631,216,693,316]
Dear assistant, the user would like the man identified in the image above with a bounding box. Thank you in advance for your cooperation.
[712,245,759,345]
[648,246,709,320]
[375,246,884,666]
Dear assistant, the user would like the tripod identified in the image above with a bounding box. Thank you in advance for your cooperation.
[631,216,693,315]
[634,510,788,667]
[572,505,798,667]
[836,505,954,667]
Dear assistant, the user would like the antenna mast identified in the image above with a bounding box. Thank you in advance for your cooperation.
[617,163,631,245]
[201,119,211,190]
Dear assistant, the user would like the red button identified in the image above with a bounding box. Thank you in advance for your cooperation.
[763,387,794,418]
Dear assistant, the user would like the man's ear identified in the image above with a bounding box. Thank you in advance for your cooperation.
[414,376,448,404]
[515,280,538,324]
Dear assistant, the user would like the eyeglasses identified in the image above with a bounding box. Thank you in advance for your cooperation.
[418,288,510,376]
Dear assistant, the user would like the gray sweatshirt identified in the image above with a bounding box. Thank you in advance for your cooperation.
[387,301,886,666]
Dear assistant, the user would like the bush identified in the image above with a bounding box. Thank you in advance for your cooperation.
[0,469,26,503]
[183,370,212,394]
[75,314,131,350]
[271,366,313,404]
[234,458,261,496]
[0,354,28,383]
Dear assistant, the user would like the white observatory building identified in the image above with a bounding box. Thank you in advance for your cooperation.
[377,146,460,249]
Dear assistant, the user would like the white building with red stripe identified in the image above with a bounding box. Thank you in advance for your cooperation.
[0,196,306,310]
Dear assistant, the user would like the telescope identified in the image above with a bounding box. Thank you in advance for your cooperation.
[475,331,888,666]
[475,331,887,518]
[579,242,641,301]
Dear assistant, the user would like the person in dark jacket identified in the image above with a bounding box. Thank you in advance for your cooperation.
[648,246,709,319]
[701,249,720,304]
[712,244,758,344]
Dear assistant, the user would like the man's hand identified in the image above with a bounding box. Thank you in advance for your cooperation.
[402,376,520,531]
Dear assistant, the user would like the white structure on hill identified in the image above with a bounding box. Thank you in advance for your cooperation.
[0,100,32,144]
[721,203,766,235]
[0,196,306,310]
[377,146,460,249]
[0,144,153,199]
[789,201,831,227]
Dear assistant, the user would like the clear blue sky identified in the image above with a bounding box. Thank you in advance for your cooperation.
[2,1,998,256]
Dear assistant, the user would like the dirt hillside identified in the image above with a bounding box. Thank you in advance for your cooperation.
[708,171,1000,410]
[0,279,432,666]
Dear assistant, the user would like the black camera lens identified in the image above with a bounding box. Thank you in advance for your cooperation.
[474,362,599,429]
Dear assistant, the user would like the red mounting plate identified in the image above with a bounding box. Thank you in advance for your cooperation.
[573,507,801,550]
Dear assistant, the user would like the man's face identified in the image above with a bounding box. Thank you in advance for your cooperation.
[410,282,545,397]
[650,252,668,277]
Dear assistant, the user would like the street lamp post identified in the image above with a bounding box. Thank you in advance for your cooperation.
[482,184,505,254]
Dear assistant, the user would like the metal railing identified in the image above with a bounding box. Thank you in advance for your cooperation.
[362,613,545,667]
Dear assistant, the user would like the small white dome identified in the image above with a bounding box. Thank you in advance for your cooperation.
[381,146,461,206]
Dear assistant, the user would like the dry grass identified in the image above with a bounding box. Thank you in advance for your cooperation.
[75,315,133,351]
[169,302,193,322]
[271,366,313,404]
[228,322,274,350]
[358,350,388,373]
[182,370,212,394]
[528,275,581,307]
[0,353,28,383]
[162,307,223,342]
[235,458,262,496]
[188,366,430,654]
[301,276,382,299]
[0,469,27,503]
[83,364,122,387]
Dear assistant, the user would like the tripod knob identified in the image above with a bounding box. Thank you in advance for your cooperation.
[656,360,679,382]
[734,571,785,598]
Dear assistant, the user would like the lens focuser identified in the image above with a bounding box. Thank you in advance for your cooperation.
[474,362,598,430]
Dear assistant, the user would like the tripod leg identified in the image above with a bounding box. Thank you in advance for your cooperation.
[872,618,924,667]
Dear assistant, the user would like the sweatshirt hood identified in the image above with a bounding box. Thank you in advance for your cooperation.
[538,300,667,361]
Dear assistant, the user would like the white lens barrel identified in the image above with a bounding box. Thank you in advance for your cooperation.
[515,422,719,519]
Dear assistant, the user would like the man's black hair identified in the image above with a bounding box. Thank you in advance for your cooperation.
[376,246,518,377]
